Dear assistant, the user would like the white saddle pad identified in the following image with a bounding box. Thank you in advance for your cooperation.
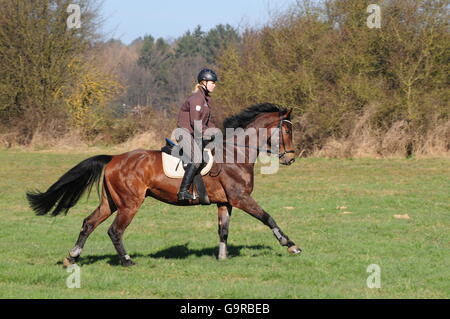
[162,148,214,179]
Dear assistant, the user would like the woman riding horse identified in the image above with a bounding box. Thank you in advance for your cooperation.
[176,68,220,201]
[27,98,300,266]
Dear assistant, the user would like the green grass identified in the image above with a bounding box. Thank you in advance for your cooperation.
[0,149,449,298]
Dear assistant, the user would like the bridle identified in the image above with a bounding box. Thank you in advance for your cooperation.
[224,119,296,159]
[269,119,296,159]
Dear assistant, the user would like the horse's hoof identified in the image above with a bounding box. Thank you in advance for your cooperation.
[122,261,135,267]
[288,245,302,255]
[218,243,228,260]
[63,257,76,268]
[218,254,228,260]
[120,258,136,267]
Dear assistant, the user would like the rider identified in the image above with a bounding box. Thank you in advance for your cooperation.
[176,68,218,201]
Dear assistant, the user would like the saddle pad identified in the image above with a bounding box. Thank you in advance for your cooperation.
[162,148,214,179]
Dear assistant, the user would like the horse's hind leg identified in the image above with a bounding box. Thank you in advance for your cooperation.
[217,204,232,260]
[107,206,140,266]
[63,193,114,267]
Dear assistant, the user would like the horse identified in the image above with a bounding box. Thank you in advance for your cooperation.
[26,103,301,267]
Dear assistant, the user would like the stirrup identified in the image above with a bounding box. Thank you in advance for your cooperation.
[178,190,195,201]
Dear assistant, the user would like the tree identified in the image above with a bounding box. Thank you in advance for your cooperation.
[204,24,240,64]
[215,0,450,156]
[0,0,105,142]
[175,25,205,59]
[136,35,176,109]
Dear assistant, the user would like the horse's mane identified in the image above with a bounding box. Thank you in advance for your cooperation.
[223,103,288,129]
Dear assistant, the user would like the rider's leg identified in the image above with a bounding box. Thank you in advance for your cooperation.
[178,138,203,201]
[177,162,199,200]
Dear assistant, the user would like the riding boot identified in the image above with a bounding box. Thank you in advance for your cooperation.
[178,163,198,201]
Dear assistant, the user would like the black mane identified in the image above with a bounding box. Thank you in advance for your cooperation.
[223,103,287,129]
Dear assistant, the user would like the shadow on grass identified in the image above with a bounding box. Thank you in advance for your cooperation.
[56,254,147,267]
[149,243,276,259]
[57,243,277,266]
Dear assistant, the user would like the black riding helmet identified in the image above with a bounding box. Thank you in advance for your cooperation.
[197,69,218,83]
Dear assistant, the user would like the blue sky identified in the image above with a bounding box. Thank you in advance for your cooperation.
[100,0,296,44]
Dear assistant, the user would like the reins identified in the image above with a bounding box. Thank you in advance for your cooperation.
[224,119,295,159]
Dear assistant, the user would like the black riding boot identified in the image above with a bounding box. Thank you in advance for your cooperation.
[178,163,198,201]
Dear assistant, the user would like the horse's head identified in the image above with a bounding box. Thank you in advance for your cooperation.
[222,103,296,165]
[266,108,296,166]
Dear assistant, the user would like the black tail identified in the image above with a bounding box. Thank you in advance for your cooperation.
[26,155,113,216]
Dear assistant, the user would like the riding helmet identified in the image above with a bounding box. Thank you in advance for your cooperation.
[197,69,218,83]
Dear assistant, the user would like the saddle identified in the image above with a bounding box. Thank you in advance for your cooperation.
[161,138,214,178]
[161,138,213,205]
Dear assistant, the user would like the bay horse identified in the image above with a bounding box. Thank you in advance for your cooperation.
[27,103,301,267]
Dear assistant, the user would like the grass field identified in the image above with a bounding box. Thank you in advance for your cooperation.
[0,149,448,298]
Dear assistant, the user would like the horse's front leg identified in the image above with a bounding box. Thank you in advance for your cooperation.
[217,204,232,260]
[229,196,301,255]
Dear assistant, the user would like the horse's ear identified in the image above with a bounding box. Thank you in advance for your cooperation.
[284,108,293,119]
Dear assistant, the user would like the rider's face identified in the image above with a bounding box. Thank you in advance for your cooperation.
[205,81,216,92]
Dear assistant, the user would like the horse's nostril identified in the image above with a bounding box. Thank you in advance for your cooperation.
[288,159,295,165]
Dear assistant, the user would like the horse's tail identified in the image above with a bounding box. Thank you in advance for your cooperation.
[26,155,113,216]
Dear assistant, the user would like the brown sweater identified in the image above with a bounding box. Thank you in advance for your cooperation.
[177,87,216,135]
